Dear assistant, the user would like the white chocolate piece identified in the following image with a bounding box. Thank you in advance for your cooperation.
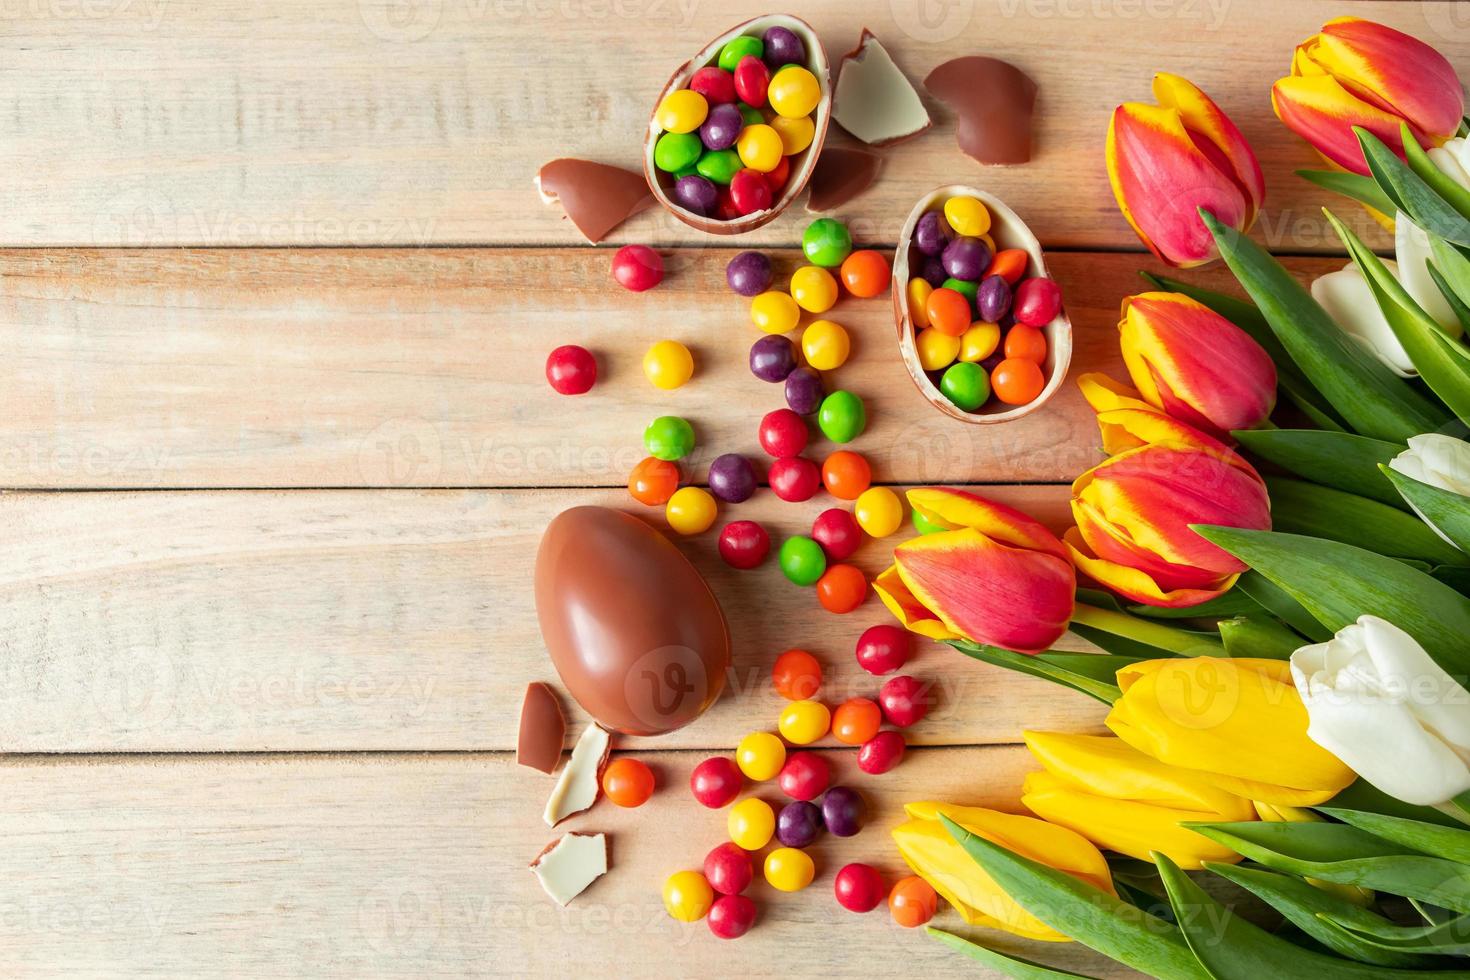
[530,833,607,906]
[832,32,931,147]
[543,722,610,826]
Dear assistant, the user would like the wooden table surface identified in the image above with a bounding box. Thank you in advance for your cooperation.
[1,1,1464,976]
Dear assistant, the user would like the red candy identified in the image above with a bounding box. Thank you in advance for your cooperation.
[707,894,757,940]
[704,842,754,895]
[858,730,906,775]
[715,187,740,221]
[689,65,737,104]
[730,169,772,215]
[1013,277,1062,326]
[758,409,808,458]
[690,756,743,808]
[718,520,771,570]
[765,155,791,191]
[811,508,861,561]
[777,752,831,801]
[734,56,770,108]
[545,344,597,395]
[854,624,912,676]
[834,863,886,913]
[879,675,932,728]
[611,244,663,292]
[768,456,820,502]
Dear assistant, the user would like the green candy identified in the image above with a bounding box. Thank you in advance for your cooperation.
[802,218,852,268]
[736,102,763,127]
[941,276,978,312]
[717,35,763,73]
[644,416,695,461]
[696,148,742,185]
[779,535,826,586]
[817,390,865,443]
[912,509,950,535]
[654,132,702,174]
[674,163,700,179]
[940,361,990,411]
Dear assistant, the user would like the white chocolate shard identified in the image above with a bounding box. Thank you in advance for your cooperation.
[530,832,607,906]
[832,31,931,147]
[543,722,610,826]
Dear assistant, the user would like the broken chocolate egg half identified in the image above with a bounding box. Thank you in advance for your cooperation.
[643,14,831,235]
[891,186,1073,425]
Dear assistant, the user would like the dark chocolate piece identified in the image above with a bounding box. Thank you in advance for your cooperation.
[806,146,883,213]
[924,57,1038,165]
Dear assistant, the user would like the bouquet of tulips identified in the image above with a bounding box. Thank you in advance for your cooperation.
[874,16,1470,978]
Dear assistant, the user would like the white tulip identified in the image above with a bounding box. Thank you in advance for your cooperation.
[1291,615,1470,806]
[1311,259,1417,377]
[1427,136,1470,193]
[1395,213,1461,336]
[1390,433,1470,495]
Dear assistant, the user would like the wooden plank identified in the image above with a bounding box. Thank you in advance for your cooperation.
[0,484,1113,753]
[0,0,1447,249]
[0,248,1346,489]
[0,747,1138,978]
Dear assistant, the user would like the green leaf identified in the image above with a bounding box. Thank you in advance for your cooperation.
[1234,428,1406,508]
[1317,807,1470,864]
[1126,589,1262,621]
[1358,128,1470,246]
[926,928,1104,979]
[1382,464,1470,555]
[938,815,1210,980]
[1235,570,1332,642]
[1156,852,1470,978]
[1194,526,1470,678]
[1403,123,1470,223]
[1428,236,1470,330]
[1328,779,1469,829]
[1218,615,1301,659]
[1203,211,1448,441]
[1264,476,1466,564]
[1297,168,1399,217]
[947,642,1135,703]
[1429,261,1470,335]
[1318,910,1470,955]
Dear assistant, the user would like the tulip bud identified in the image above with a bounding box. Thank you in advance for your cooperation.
[1389,435,1470,531]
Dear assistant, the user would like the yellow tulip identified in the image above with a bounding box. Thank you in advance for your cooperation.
[891,802,1116,942]
[1020,731,1255,870]
[1107,658,1355,806]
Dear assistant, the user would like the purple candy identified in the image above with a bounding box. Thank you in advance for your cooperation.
[776,801,822,848]
[708,453,757,503]
[919,256,947,288]
[673,174,718,215]
[942,236,992,281]
[762,26,806,69]
[977,274,1013,323]
[749,335,797,382]
[784,367,824,415]
[913,211,951,257]
[820,786,865,838]
[699,102,744,151]
[726,250,773,296]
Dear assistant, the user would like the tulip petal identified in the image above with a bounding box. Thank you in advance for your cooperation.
[1395,214,1461,333]
[1272,73,1418,175]
[1311,261,1418,375]
[1066,526,1237,608]
[1153,73,1266,224]
[1077,372,1156,418]
[905,488,1070,562]
[1314,17,1464,140]
[1090,407,1239,458]
[872,564,960,642]
[903,802,1117,894]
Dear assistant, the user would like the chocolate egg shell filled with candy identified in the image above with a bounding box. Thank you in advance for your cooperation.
[535,506,731,736]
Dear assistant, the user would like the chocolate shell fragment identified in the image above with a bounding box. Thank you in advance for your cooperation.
[517,681,566,774]
[832,30,931,147]
[535,158,654,243]
[924,57,1039,165]
[806,146,883,213]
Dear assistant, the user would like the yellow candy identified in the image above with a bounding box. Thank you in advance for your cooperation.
[666,486,716,535]
[916,326,961,372]
[736,123,784,173]
[790,265,838,314]
[801,319,850,371]
[959,322,1001,363]
[750,290,801,334]
[662,870,714,921]
[764,847,815,892]
[728,797,776,850]
[943,195,992,237]
[768,65,820,118]
[736,731,786,781]
[655,89,709,134]
[777,699,830,745]
[855,486,903,538]
[907,278,933,330]
[771,114,815,155]
[643,339,694,389]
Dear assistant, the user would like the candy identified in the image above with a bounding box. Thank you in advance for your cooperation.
[643,339,693,390]
[816,563,867,613]
[959,322,1001,362]
[674,174,719,214]
[612,244,664,292]
[918,256,947,287]
[717,35,763,73]
[697,148,743,185]
[704,841,754,896]
[656,89,709,134]
[728,797,776,850]
[811,507,861,560]
[783,367,824,415]
[853,486,903,538]
[601,757,655,807]
[749,334,797,382]
[925,288,971,337]
[764,846,816,892]
[915,327,960,372]
[707,453,756,503]
[758,408,808,458]
[834,863,885,913]
[768,64,820,118]
[857,730,905,774]
[821,786,865,838]
[985,248,1029,283]
[736,103,763,126]
[750,290,800,334]
[772,649,822,700]
[690,756,742,808]
[730,168,772,214]
[832,697,880,745]
[735,732,785,782]
[771,114,815,155]
[914,211,951,257]
[778,751,830,801]
[628,456,679,506]
[768,456,820,502]
[940,361,989,411]
[912,508,950,535]
[1005,324,1047,363]
[655,132,703,173]
[802,217,852,268]
[1013,276,1061,325]
[545,344,597,395]
[775,802,823,849]
[644,416,695,461]
[817,390,866,443]
[689,66,737,105]
[779,534,827,586]
[777,699,830,745]
[888,876,939,928]
[698,103,744,151]
[664,870,715,921]
[941,236,992,281]
[801,319,849,370]
[907,278,933,329]
[762,26,805,68]
[733,55,770,108]
[855,624,911,675]
[820,450,869,500]
[718,520,770,569]
[666,486,716,535]
[736,124,783,172]
[942,277,978,311]
[790,266,838,314]
[839,250,890,298]
[879,674,931,728]
[727,250,773,296]
[714,187,740,221]
[707,894,757,940]
[991,356,1046,405]
[977,274,1012,323]
[765,154,791,191]
[943,195,991,237]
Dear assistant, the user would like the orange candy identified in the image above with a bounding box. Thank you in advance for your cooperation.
[628,456,680,505]
[831,697,882,744]
[821,450,871,500]
[839,250,891,298]
[1004,325,1048,364]
[991,357,1046,405]
[601,757,655,807]
[925,287,972,337]
[984,248,1029,284]
[772,649,823,700]
[888,875,938,928]
[816,564,867,613]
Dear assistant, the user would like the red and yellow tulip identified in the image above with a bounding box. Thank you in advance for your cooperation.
[1079,292,1277,441]
[1065,409,1271,607]
[1107,73,1265,268]
[873,488,1075,654]
[1273,17,1465,175]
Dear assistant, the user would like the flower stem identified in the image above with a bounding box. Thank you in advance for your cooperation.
[1071,603,1225,656]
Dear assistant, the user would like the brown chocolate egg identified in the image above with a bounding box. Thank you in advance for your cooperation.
[534,506,730,736]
